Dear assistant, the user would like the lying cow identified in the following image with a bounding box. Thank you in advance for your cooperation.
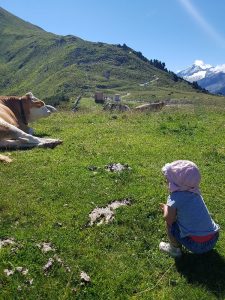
[134,101,165,112]
[103,103,130,112]
[0,92,62,150]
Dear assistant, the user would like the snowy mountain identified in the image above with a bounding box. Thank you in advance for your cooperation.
[177,60,225,95]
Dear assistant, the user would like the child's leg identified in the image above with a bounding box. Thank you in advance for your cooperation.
[166,223,181,248]
[159,222,182,257]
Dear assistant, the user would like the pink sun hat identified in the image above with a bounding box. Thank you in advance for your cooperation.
[162,160,201,195]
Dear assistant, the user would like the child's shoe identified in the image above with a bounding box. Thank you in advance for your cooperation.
[159,242,182,258]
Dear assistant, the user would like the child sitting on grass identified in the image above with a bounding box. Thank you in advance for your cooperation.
[159,160,220,258]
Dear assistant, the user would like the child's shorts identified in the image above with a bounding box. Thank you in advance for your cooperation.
[170,222,219,254]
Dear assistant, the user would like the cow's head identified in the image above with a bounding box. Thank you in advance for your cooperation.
[22,92,56,123]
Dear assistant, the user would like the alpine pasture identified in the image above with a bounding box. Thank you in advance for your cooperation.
[0,98,225,299]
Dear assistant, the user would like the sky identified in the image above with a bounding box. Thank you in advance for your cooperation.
[1,0,225,72]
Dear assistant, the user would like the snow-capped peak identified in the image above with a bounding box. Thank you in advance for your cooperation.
[177,60,212,81]
[177,60,225,95]
[213,64,225,73]
[193,60,212,69]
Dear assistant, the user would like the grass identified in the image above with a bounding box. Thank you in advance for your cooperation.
[0,100,225,299]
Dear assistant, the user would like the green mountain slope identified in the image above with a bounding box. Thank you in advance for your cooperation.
[0,7,205,104]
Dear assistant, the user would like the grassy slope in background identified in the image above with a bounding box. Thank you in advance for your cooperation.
[0,6,206,105]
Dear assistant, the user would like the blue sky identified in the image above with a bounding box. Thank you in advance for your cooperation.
[1,0,225,72]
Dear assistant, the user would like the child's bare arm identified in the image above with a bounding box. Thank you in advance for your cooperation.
[160,203,176,225]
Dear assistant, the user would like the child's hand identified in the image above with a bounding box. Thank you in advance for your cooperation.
[159,203,176,224]
[160,203,166,212]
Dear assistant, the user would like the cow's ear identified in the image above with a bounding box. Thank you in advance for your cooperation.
[25,92,34,99]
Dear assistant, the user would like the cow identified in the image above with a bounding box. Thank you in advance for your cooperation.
[0,92,62,151]
[103,103,130,112]
[134,101,165,112]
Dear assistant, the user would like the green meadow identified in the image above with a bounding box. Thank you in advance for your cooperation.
[0,99,225,299]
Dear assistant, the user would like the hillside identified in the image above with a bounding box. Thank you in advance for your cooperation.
[0,7,206,105]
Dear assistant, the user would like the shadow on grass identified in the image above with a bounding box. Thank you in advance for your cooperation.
[175,250,225,298]
[34,132,51,138]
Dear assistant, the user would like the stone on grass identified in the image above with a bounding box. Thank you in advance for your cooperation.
[80,271,91,283]
[4,269,14,276]
[105,163,131,172]
[89,198,131,226]
[37,242,56,253]
[0,238,15,249]
[43,258,54,273]
[15,267,29,275]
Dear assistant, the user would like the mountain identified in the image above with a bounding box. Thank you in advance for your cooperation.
[177,60,225,95]
[0,7,204,104]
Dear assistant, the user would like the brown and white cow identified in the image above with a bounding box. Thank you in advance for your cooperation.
[134,101,166,112]
[0,92,62,150]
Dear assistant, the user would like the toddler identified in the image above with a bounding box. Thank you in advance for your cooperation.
[159,160,219,258]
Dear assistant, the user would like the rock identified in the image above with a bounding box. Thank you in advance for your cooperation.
[80,271,91,283]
